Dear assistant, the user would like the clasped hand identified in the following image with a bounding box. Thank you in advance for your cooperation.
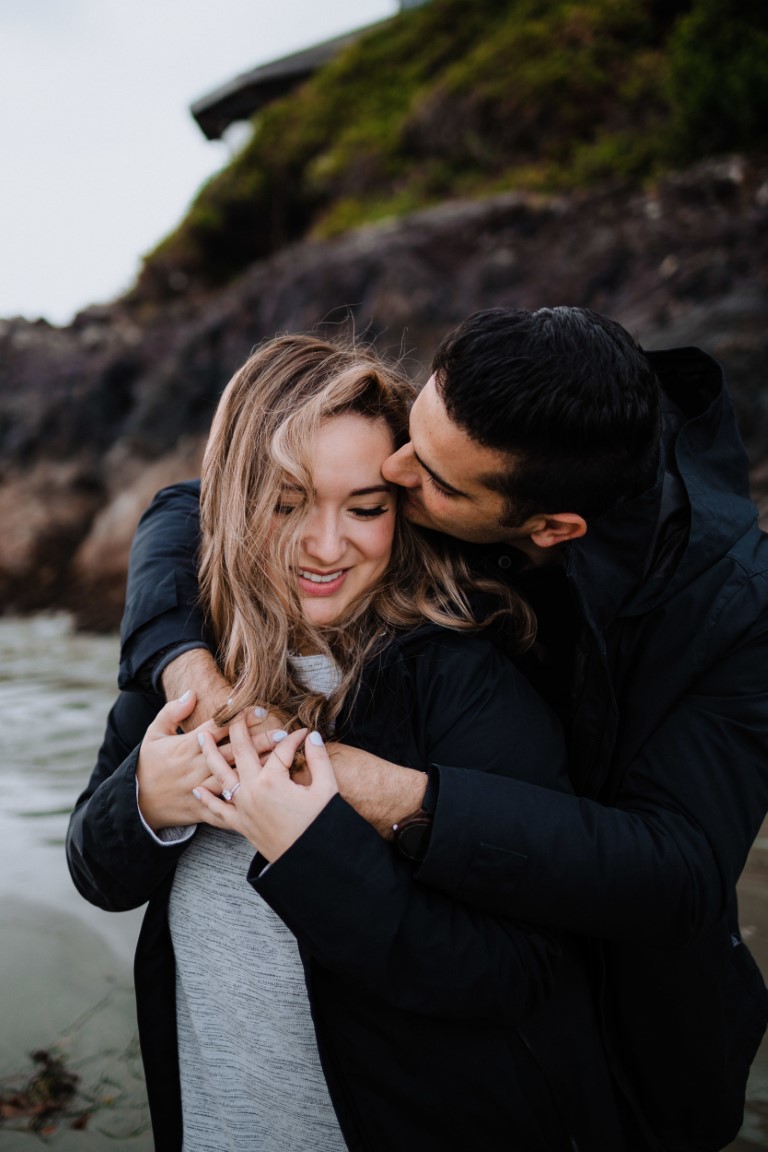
[135,691,284,831]
[136,691,338,855]
[194,717,339,861]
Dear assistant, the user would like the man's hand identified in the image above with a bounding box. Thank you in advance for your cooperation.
[159,649,286,744]
[161,649,231,730]
[326,743,427,838]
[195,720,339,861]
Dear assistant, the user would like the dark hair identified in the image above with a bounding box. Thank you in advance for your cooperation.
[431,307,662,524]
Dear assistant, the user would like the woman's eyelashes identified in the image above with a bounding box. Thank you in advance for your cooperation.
[274,502,390,518]
[350,505,390,519]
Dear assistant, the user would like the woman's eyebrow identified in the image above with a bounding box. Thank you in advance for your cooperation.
[279,483,392,497]
[349,484,392,497]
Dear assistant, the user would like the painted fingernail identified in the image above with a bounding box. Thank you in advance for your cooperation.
[192,788,202,800]
[253,707,267,719]
[197,733,205,748]
[308,731,324,746]
[270,729,288,742]
[179,690,191,703]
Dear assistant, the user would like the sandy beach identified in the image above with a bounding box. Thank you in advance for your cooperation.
[0,898,150,1148]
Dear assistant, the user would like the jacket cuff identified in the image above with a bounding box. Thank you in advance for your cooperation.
[151,642,211,695]
[248,794,351,887]
[416,763,530,901]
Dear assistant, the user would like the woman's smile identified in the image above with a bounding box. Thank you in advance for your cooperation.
[297,567,349,597]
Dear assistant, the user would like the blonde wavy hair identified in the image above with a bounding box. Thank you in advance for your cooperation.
[199,334,534,733]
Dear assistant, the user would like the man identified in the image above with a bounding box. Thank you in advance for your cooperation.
[119,307,768,1150]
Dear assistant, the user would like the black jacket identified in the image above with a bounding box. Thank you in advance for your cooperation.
[117,347,768,1151]
[68,626,627,1152]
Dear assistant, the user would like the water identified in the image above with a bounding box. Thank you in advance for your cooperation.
[0,615,151,1148]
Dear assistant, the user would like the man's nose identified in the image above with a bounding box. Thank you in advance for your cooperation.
[382,442,419,488]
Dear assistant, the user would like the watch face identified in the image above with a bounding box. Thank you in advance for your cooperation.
[395,817,431,861]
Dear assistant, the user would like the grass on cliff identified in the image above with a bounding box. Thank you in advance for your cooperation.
[134,0,768,302]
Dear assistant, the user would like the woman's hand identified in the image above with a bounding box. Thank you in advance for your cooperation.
[195,717,339,861]
[136,691,230,832]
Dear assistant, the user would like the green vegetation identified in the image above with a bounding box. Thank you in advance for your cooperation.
[135,0,768,301]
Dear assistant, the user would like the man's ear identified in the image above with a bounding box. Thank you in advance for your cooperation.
[527,512,587,549]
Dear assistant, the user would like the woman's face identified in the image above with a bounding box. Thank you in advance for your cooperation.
[276,413,398,628]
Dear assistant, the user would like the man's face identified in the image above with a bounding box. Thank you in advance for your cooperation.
[382,375,530,545]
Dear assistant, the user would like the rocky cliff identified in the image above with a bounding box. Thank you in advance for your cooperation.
[1,155,767,631]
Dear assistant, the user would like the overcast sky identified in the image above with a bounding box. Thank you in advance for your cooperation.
[0,0,398,325]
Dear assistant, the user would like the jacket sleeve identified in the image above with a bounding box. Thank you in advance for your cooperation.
[417,613,768,944]
[253,636,568,1024]
[66,691,194,911]
[118,482,207,691]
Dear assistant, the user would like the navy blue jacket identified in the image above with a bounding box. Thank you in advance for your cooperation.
[68,626,628,1152]
[117,347,768,1151]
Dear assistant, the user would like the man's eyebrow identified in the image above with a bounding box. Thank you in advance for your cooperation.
[413,451,468,497]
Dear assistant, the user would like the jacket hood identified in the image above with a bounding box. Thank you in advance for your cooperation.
[565,347,757,633]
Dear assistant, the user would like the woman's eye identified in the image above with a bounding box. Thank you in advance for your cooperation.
[274,502,299,515]
[350,506,388,519]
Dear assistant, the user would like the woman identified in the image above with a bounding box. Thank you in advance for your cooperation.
[67,336,626,1152]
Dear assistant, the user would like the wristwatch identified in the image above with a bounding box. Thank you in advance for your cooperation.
[392,808,433,862]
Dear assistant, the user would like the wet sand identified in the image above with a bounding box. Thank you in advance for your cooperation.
[0,899,150,1148]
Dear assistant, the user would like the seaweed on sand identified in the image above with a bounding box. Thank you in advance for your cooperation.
[0,1048,91,1135]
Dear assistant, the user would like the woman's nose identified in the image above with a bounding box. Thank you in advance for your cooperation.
[302,513,345,564]
[382,442,419,488]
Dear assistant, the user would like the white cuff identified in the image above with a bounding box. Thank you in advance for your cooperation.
[135,778,195,846]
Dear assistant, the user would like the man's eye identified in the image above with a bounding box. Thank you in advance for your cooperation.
[351,506,388,519]
[425,473,455,499]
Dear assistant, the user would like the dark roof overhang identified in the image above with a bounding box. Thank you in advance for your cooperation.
[190,26,377,141]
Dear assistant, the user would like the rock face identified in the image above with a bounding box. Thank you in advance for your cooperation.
[1,155,767,631]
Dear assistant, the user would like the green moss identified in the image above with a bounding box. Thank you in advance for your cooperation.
[665,0,768,159]
[133,0,768,302]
